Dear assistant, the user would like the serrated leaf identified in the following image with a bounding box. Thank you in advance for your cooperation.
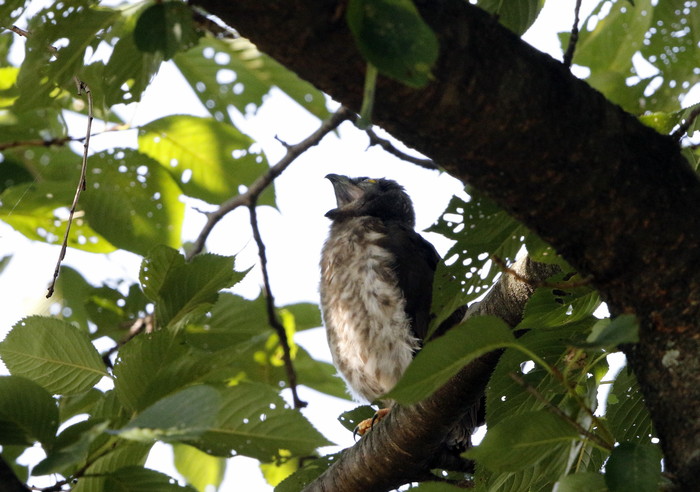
[275,454,341,492]
[174,37,330,123]
[173,444,225,492]
[346,0,438,87]
[555,472,607,492]
[33,419,109,476]
[387,316,516,404]
[104,466,197,491]
[467,410,578,472]
[120,385,220,443]
[80,149,185,256]
[58,389,104,422]
[138,115,273,206]
[477,0,544,35]
[140,246,244,330]
[337,405,376,433]
[133,2,200,61]
[14,3,120,110]
[0,180,117,253]
[70,442,152,492]
[0,375,58,447]
[519,277,601,330]
[193,382,332,461]
[579,314,639,349]
[605,442,662,492]
[0,316,107,395]
[607,367,655,444]
[113,330,215,413]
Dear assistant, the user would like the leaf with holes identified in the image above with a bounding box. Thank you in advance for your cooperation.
[140,246,245,330]
[138,115,274,206]
[192,382,332,460]
[0,316,107,395]
[174,37,330,123]
[519,276,601,330]
[607,367,655,444]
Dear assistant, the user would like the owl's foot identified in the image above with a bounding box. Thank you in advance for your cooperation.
[353,408,390,439]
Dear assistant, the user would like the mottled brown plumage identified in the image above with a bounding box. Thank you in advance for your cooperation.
[320,174,478,451]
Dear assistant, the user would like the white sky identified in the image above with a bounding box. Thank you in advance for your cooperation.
[0,0,688,489]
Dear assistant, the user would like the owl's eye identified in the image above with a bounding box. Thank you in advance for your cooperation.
[364,178,377,183]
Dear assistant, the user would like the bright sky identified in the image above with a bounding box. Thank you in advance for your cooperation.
[0,0,679,489]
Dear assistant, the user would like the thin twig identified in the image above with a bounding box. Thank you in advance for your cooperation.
[0,125,129,152]
[186,106,353,260]
[509,372,613,451]
[248,200,306,409]
[672,105,700,141]
[365,127,439,170]
[46,79,93,298]
[563,0,583,69]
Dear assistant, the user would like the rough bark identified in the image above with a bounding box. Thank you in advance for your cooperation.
[194,0,700,489]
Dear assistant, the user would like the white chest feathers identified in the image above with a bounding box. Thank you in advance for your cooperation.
[320,217,418,402]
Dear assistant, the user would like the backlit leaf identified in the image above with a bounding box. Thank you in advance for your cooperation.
[0,375,58,447]
[0,316,107,395]
[133,2,200,61]
[173,444,226,492]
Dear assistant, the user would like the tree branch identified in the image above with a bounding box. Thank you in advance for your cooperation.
[306,257,559,491]
[248,200,306,409]
[563,0,583,68]
[364,127,438,170]
[186,107,353,260]
[193,2,700,487]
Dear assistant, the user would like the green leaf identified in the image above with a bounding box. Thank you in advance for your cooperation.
[519,277,601,330]
[607,367,655,444]
[346,0,438,87]
[80,149,185,256]
[14,3,121,110]
[113,330,215,413]
[0,376,58,447]
[427,193,549,331]
[58,389,104,422]
[70,442,152,492]
[280,303,322,332]
[605,442,662,492]
[0,180,117,253]
[260,455,300,487]
[387,316,516,404]
[0,316,107,395]
[120,385,221,443]
[408,483,465,491]
[337,405,376,433]
[275,454,341,492]
[0,107,66,145]
[34,419,110,476]
[138,115,273,206]
[555,472,607,492]
[477,0,544,35]
[0,0,27,29]
[467,410,578,472]
[104,466,197,491]
[193,382,332,461]
[580,314,639,349]
[140,246,245,330]
[173,444,226,492]
[173,37,330,123]
[133,2,201,61]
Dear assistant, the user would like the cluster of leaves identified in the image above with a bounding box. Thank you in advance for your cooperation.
[0,0,698,491]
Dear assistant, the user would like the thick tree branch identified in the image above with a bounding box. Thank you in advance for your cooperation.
[306,258,559,491]
[194,1,700,488]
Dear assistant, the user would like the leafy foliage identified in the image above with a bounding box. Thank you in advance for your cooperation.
[0,0,695,490]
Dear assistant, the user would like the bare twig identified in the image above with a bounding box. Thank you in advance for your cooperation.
[563,0,583,69]
[186,106,353,260]
[248,200,306,409]
[0,125,129,152]
[365,127,439,170]
[46,79,93,298]
[672,105,700,141]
